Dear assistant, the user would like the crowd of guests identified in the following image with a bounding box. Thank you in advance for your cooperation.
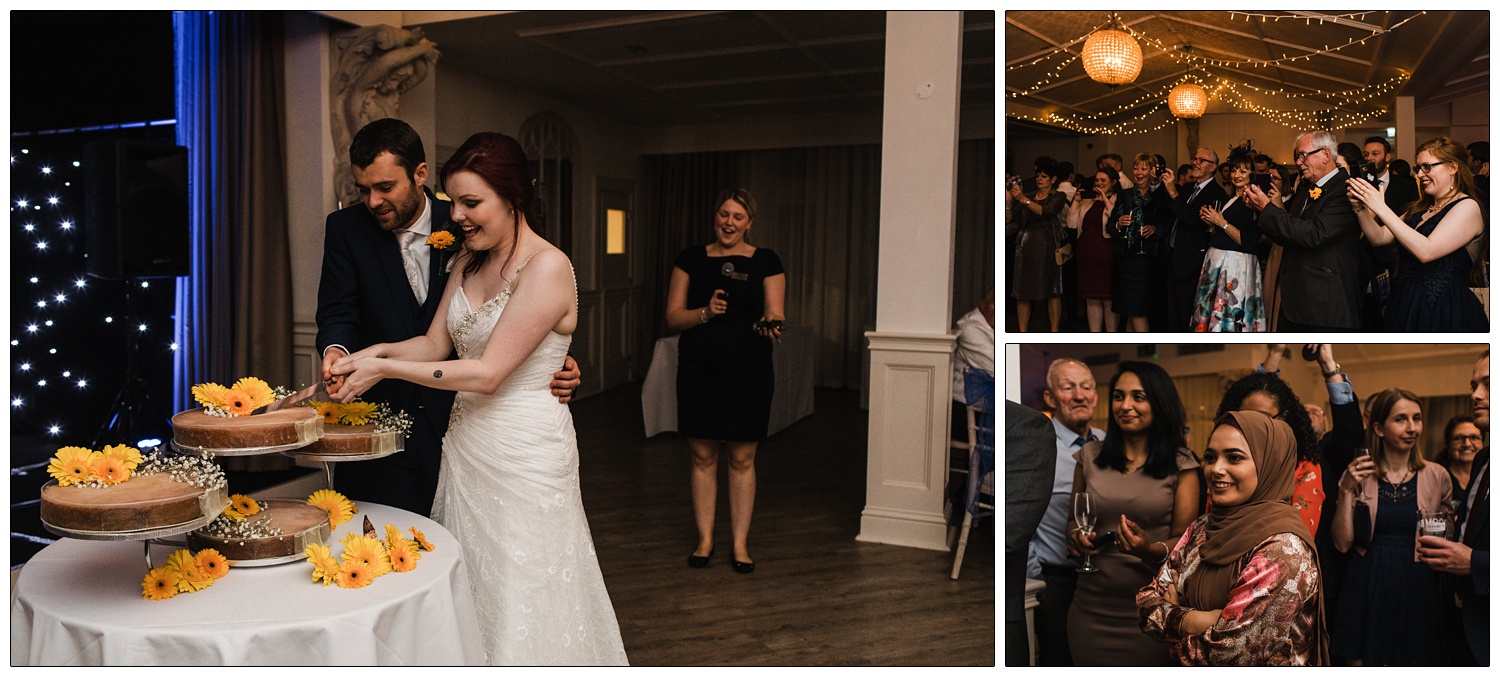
[1005,133,1490,332]
[1006,344,1490,666]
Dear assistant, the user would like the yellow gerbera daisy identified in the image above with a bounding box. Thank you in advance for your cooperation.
[387,539,418,573]
[191,382,230,409]
[230,494,260,517]
[384,523,404,544]
[222,388,257,416]
[221,506,246,522]
[340,533,393,577]
[336,560,375,589]
[308,489,357,527]
[165,549,213,593]
[410,527,435,552]
[48,446,98,486]
[195,549,231,579]
[338,401,379,426]
[312,400,342,425]
[101,444,142,471]
[426,230,456,249]
[305,543,339,586]
[142,567,180,600]
[89,454,130,485]
[232,377,276,409]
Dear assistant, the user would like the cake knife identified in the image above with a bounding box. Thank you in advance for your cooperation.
[249,380,330,415]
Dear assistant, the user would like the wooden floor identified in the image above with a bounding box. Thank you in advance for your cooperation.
[573,383,996,666]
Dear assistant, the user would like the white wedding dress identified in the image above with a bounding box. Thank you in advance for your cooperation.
[432,264,628,666]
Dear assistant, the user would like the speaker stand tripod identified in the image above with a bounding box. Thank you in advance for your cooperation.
[93,279,172,449]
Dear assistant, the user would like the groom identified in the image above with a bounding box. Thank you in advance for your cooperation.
[1245,130,1361,332]
[316,118,580,517]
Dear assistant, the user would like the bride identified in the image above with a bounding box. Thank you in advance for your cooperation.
[329,132,628,666]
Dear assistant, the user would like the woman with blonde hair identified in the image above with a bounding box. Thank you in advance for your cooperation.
[1346,136,1487,331]
[1328,388,1453,665]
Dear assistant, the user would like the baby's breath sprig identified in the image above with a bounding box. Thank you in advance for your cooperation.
[136,451,228,492]
[373,403,415,438]
[199,503,285,539]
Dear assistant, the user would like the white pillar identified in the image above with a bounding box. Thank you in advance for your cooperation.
[858,11,963,551]
[1395,95,1415,163]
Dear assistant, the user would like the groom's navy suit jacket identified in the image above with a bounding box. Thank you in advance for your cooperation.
[316,188,455,516]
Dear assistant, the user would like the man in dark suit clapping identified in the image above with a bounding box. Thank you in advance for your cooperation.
[316,118,580,517]
[1161,147,1226,331]
[1244,130,1362,332]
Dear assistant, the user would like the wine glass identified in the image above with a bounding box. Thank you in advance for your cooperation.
[1351,447,1371,500]
[1074,492,1099,573]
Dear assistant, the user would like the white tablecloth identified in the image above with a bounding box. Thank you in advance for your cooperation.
[11,502,484,665]
[641,324,816,438]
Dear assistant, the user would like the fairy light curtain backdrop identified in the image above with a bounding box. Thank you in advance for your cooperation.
[1005,10,1488,167]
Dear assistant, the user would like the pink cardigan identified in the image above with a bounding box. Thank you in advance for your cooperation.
[1341,462,1453,557]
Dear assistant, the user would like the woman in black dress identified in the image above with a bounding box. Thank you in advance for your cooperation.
[665,188,786,574]
[1109,153,1172,332]
[1347,136,1487,331]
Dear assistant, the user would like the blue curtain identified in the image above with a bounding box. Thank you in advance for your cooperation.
[172,10,292,412]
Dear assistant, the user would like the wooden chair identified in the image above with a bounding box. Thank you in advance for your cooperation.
[950,370,994,579]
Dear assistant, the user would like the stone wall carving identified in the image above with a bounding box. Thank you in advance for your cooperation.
[329,25,440,208]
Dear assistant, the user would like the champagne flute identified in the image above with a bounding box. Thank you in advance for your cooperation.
[1074,492,1100,573]
[1351,447,1371,501]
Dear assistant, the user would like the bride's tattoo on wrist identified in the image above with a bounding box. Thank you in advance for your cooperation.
[434,370,443,378]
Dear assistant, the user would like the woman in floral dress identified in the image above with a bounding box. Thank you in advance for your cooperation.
[1137,410,1328,665]
[1191,145,1265,331]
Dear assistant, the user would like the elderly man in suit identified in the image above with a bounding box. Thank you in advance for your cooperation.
[1244,130,1362,332]
[1419,350,1490,665]
[1160,147,1227,331]
[1005,400,1056,666]
[316,118,579,517]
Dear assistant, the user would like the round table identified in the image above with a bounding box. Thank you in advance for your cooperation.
[11,502,484,665]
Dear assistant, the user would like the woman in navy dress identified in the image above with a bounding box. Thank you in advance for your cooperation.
[665,188,786,574]
[1329,389,1454,665]
[1347,136,1487,331]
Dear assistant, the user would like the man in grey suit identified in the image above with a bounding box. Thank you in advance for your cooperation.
[1005,400,1055,666]
[1245,130,1362,331]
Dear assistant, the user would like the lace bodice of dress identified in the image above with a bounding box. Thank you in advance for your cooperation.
[444,262,574,427]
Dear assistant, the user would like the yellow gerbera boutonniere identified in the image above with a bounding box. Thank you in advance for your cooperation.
[308,489,357,528]
[89,454,131,485]
[1308,186,1322,201]
[230,494,260,517]
[426,230,456,249]
[430,221,465,272]
[195,549,231,579]
[338,401,379,426]
[232,377,276,409]
[142,567,181,600]
[48,446,98,486]
[100,444,142,472]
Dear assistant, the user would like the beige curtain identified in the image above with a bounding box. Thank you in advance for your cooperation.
[638,138,995,390]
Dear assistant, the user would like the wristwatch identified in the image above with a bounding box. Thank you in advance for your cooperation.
[1321,363,1342,378]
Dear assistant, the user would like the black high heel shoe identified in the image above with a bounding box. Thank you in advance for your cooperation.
[687,549,713,568]
[732,560,755,574]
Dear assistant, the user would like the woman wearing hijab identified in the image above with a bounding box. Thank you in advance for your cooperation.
[1136,410,1328,665]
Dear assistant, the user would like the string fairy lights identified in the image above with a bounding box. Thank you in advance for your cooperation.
[1006,11,1426,135]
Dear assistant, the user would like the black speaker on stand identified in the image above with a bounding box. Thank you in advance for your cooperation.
[83,138,190,447]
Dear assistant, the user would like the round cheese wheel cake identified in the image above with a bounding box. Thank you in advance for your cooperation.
[171,407,321,451]
[188,499,331,561]
[299,423,402,457]
[40,474,224,534]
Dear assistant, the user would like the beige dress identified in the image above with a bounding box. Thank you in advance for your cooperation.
[1066,441,1199,666]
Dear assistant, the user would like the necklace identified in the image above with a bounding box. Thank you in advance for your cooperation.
[1427,192,1461,213]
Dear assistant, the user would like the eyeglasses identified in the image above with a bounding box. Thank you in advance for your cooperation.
[1192,157,1215,165]
[1293,147,1328,163]
[1414,161,1447,175]
[1452,434,1484,443]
